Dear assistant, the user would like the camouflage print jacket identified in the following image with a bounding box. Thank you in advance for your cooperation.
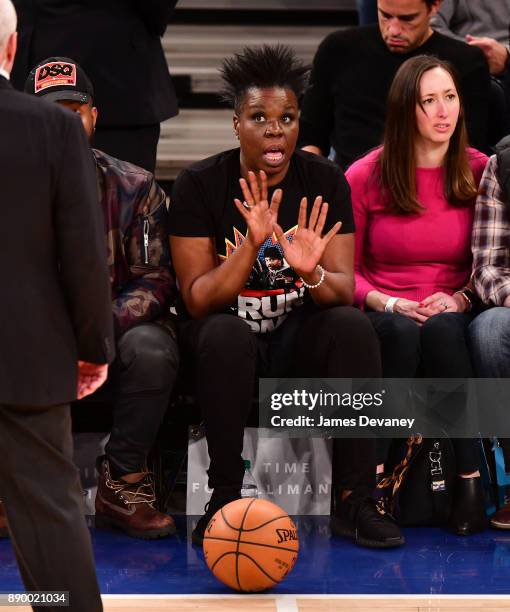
[93,149,175,336]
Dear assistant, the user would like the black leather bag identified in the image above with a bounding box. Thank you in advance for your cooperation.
[374,435,456,527]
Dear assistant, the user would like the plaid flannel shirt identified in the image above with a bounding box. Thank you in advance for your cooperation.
[471,155,510,306]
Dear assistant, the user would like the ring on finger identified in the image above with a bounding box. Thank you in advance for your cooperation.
[441,301,448,311]
[242,201,253,209]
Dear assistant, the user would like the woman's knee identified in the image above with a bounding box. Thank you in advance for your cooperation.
[371,312,421,351]
[421,313,471,358]
[304,306,382,376]
[388,312,420,336]
[320,306,378,340]
[197,314,257,359]
[422,312,467,339]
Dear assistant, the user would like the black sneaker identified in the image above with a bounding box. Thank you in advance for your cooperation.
[192,488,240,546]
[330,492,404,549]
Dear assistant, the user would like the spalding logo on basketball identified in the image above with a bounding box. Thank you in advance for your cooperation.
[203,498,299,592]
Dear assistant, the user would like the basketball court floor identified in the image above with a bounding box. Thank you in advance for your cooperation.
[1,516,510,611]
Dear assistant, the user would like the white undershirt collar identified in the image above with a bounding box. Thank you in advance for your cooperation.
[0,68,10,81]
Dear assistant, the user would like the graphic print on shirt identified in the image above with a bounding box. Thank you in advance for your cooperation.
[219,225,305,334]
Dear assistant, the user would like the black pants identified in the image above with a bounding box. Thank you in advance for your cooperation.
[0,403,102,612]
[78,323,179,477]
[93,124,160,174]
[179,305,382,496]
[367,311,478,473]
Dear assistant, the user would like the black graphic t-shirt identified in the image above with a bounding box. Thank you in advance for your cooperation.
[169,148,354,334]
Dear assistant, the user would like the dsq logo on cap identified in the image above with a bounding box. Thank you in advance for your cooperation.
[34,62,76,93]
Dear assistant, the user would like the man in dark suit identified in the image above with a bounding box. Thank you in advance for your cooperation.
[10,0,179,173]
[0,2,114,610]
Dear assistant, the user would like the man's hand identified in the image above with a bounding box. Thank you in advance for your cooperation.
[77,361,108,399]
[466,35,509,76]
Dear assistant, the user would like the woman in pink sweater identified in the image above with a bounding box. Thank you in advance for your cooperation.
[346,55,488,535]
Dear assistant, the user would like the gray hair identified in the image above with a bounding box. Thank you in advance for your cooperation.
[0,0,16,53]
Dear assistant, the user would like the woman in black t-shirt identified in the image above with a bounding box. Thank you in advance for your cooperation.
[169,45,403,548]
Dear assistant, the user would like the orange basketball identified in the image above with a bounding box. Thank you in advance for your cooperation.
[203,497,299,592]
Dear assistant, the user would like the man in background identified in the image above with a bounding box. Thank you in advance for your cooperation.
[11,0,179,173]
[430,1,510,143]
[431,1,510,77]
[0,1,114,609]
[300,0,491,168]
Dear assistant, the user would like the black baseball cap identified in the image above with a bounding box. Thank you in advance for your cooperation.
[24,57,94,104]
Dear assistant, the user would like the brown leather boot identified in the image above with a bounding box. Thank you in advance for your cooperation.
[0,502,8,538]
[95,458,176,539]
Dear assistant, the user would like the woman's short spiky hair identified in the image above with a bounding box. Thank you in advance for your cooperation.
[219,44,309,113]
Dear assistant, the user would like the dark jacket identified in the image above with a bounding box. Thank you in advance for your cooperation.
[11,0,178,127]
[0,76,114,406]
[93,149,176,335]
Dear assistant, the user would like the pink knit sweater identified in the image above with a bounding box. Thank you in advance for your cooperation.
[346,147,488,308]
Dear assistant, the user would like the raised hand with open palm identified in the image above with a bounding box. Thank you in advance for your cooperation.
[234,170,282,249]
[274,196,342,278]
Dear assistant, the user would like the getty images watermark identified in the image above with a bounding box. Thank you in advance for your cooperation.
[258,378,510,438]
[268,388,416,430]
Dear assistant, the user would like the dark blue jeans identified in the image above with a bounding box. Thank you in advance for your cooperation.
[469,307,510,465]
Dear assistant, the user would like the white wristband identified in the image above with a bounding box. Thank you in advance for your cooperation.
[300,265,326,290]
[384,296,399,313]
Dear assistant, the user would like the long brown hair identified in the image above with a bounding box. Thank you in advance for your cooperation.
[379,55,478,215]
